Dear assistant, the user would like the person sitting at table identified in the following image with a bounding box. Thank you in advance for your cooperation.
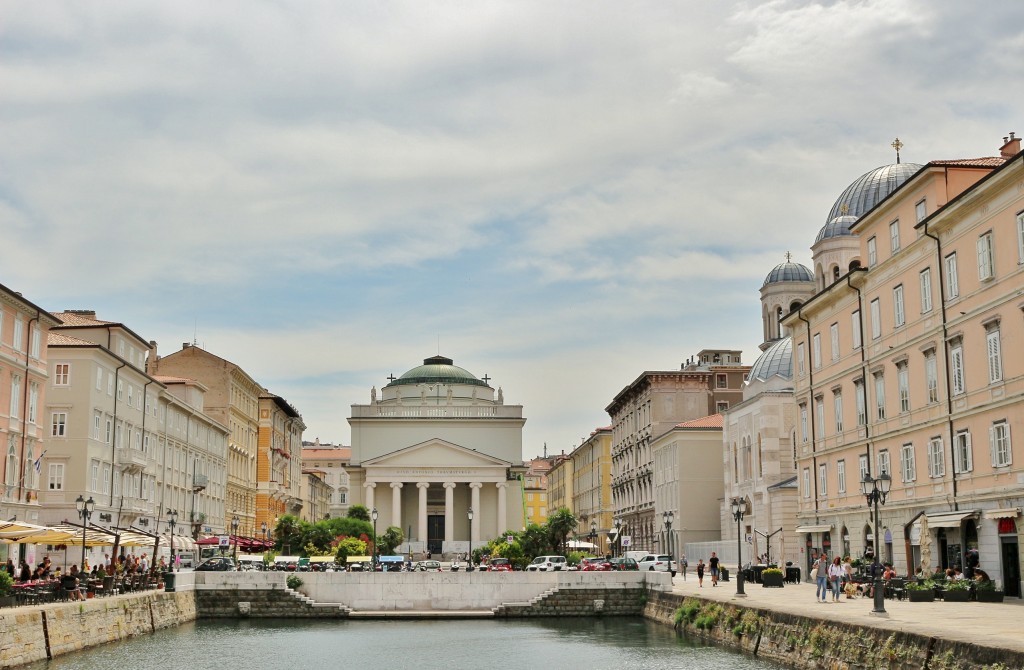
[953,567,966,580]
[945,568,956,580]
[18,561,31,582]
[61,566,82,601]
[974,567,991,584]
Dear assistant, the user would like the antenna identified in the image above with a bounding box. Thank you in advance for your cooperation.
[193,318,198,347]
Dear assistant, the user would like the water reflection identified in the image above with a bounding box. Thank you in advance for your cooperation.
[23,618,787,670]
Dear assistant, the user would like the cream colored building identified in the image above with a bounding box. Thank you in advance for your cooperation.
[300,468,331,523]
[546,453,572,517]
[567,427,613,553]
[347,355,526,557]
[784,134,1023,597]
[301,441,351,518]
[607,350,749,553]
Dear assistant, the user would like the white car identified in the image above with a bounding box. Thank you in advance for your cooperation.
[526,555,567,571]
[637,554,676,575]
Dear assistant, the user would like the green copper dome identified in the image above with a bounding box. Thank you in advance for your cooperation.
[387,355,490,387]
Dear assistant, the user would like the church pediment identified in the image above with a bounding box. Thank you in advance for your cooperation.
[363,439,511,469]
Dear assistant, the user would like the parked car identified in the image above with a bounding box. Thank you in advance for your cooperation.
[526,555,567,571]
[417,560,442,572]
[579,557,612,572]
[608,557,639,571]
[487,558,513,572]
[637,554,676,576]
[195,557,236,572]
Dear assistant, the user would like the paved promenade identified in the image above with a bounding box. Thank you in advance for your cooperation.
[669,573,1024,654]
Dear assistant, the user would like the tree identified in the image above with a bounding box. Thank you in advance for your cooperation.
[274,515,302,554]
[333,536,367,566]
[377,526,404,555]
[323,516,373,540]
[546,508,578,556]
[347,505,371,522]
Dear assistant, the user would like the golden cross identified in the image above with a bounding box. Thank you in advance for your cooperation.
[892,137,904,163]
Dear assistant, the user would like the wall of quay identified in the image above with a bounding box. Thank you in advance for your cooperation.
[644,591,1024,670]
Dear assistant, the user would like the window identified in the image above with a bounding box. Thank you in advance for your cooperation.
[833,392,843,433]
[874,373,886,420]
[870,298,881,339]
[105,418,113,444]
[96,367,103,391]
[54,363,70,385]
[867,236,877,266]
[800,404,808,443]
[819,464,828,496]
[815,396,825,438]
[830,323,840,361]
[954,430,973,473]
[91,460,99,492]
[915,199,927,223]
[802,468,810,498]
[797,342,806,375]
[897,363,910,413]
[977,231,995,281]
[893,285,905,327]
[900,443,916,482]
[945,252,959,299]
[30,326,40,359]
[51,412,67,437]
[9,375,21,418]
[93,411,101,439]
[950,342,965,396]
[716,373,727,389]
[812,333,822,369]
[117,380,123,401]
[877,449,891,478]
[986,326,1003,384]
[339,491,348,505]
[851,310,862,350]
[925,351,939,403]
[13,317,24,352]
[716,401,729,413]
[890,220,901,253]
[837,459,847,493]
[1018,211,1024,265]
[919,268,932,313]
[990,421,1012,467]
[48,463,64,491]
[855,380,866,426]
[28,383,38,424]
[5,442,15,488]
[859,455,870,483]
[928,437,945,478]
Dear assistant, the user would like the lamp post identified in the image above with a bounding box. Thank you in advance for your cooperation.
[467,507,474,571]
[75,495,96,570]
[614,518,622,558]
[729,497,747,597]
[231,515,240,564]
[589,519,597,555]
[261,521,268,544]
[663,510,674,573]
[166,508,178,572]
[371,507,378,569]
[861,470,892,615]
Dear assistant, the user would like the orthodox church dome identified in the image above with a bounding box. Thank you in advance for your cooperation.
[747,337,792,382]
[387,355,489,387]
[821,162,923,229]
[814,215,859,243]
[763,260,814,287]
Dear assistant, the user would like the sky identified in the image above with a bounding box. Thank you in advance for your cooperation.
[3,1,1023,459]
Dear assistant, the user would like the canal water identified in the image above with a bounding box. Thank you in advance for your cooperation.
[22,618,787,670]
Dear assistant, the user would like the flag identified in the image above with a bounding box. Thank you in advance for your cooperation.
[34,450,46,474]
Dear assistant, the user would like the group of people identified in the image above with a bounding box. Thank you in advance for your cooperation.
[687,552,720,587]
[3,551,167,587]
[2,556,89,599]
[812,553,862,602]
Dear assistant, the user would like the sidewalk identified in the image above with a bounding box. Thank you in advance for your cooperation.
[669,574,1024,654]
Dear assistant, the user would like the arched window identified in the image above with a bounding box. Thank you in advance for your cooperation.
[832,265,841,282]
[775,306,784,339]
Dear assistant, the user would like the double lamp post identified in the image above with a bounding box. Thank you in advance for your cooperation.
[75,495,96,570]
[730,497,748,597]
[861,470,891,615]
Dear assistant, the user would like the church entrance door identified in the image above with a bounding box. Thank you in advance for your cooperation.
[427,515,444,555]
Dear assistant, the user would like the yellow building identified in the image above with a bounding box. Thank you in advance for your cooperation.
[547,454,573,516]
[257,393,306,533]
[523,456,556,526]
[570,427,613,554]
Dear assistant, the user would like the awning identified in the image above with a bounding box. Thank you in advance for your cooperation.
[795,525,833,533]
[0,522,79,545]
[309,556,336,563]
[984,508,1021,520]
[916,511,979,529]
[346,555,371,563]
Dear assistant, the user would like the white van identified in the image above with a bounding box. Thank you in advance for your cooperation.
[624,550,649,564]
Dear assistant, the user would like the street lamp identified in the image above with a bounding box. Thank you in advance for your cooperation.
[260,521,268,543]
[861,470,892,615]
[371,507,378,569]
[613,518,622,558]
[589,519,597,554]
[166,508,178,572]
[663,511,674,573]
[467,507,474,571]
[75,495,96,571]
[231,515,240,564]
[730,497,748,597]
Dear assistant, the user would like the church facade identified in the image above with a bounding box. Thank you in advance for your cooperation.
[346,355,526,557]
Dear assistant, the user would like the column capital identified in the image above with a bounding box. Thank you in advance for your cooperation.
[390,482,404,490]
[417,482,431,490]
[443,482,457,490]
[364,482,376,490]
[495,482,508,490]
[469,482,483,490]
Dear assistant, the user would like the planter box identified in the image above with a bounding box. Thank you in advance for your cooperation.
[0,595,15,608]
[942,589,970,602]
[761,573,785,588]
[907,589,935,602]
[976,589,1004,603]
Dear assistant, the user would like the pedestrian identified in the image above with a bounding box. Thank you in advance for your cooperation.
[696,559,705,587]
[709,551,720,587]
[813,553,829,602]
[828,556,844,602]
[680,555,688,581]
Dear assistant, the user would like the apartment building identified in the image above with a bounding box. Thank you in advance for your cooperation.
[301,440,351,518]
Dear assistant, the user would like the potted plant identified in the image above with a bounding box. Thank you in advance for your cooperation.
[941,579,971,602]
[975,579,1004,603]
[761,567,785,588]
[905,579,936,602]
[0,570,14,608]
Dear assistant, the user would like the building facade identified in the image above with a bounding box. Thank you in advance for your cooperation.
[301,440,351,518]
[569,427,613,555]
[258,393,306,532]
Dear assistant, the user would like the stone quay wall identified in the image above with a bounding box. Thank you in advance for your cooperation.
[644,591,1024,670]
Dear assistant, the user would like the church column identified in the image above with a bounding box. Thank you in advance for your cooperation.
[391,482,403,529]
[417,482,429,542]
[443,482,456,544]
[496,482,507,533]
[470,482,482,542]
[364,482,376,512]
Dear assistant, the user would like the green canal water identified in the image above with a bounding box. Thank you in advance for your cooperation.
[23,618,787,670]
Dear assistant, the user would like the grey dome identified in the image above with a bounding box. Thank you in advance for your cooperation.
[815,215,859,243]
[748,337,792,382]
[763,261,814,287]
[825,163,923,225]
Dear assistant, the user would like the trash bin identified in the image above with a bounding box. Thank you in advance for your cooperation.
[720,567,729,582]
[163,571,176,593]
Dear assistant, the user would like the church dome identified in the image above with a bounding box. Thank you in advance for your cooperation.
[762,260,813,287]
[823,162,923,225]
[387,355,489,387]
[747,337,792,382]
[814,215,859,243]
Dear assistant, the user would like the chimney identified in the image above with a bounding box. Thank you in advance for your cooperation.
[182,342,191,350]
[1000,132,1020,159]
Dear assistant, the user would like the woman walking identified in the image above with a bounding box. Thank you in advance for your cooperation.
[814,553,829,603]
[828,556,844,602]
[696,559,705,587]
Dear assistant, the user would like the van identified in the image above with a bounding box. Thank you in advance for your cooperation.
[624,550,648,564]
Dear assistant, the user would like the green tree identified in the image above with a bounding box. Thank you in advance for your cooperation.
[274,514,302,554]
[323,516,373,541]
[518,523,550,558]
[547,508,578,556]
[333,536,367,565]
[377,526,404,555]
[347,505,371,522]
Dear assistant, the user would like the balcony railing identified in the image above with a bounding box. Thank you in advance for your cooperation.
[350,404,523,419]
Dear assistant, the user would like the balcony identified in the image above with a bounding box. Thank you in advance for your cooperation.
[116,447,149,473]
[119,495,153,517]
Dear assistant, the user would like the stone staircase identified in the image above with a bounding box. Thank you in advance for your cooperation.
[196,586,351,618]
[493,586,645,618]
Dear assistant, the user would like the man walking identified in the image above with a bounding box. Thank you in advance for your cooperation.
[709,552,720,587]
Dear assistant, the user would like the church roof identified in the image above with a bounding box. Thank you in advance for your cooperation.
[762,260,813,287]
[748,337,793,382]
[815,162,924,244]
[387,355,490,388]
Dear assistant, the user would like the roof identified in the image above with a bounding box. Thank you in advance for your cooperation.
[52,310,115,326]
[47,332,95,346]
[763,260,813,286]
[387,355,489,388]
[675,413,723,429]
[747,337,792,382]
[824,162,924,225]
[302,447,352,460]
[0,282,62,326]
[930,157,1006,167]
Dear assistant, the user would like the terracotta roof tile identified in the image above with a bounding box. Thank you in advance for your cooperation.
[52,311,114,327]
[930,157,1006,168]
[47,332,95,346]
[302,447,352,459]
[675,413,723,429]
[152,375,195,384]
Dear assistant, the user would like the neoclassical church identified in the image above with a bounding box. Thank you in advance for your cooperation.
[346,356,527,557]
